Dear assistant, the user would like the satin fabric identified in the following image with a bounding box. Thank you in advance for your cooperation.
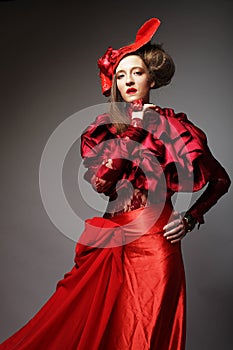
[0,203,186,350]
[81,106,210,196]
[101,203,186,350]
[81,107,231,224]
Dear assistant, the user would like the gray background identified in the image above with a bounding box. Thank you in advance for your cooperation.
[0,0,233,349]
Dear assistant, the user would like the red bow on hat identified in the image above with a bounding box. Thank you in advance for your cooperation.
[97,18,161,97]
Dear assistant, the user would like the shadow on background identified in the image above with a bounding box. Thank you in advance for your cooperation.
[0,1,232,349]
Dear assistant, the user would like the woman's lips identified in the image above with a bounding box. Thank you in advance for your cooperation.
[126,88,137,94]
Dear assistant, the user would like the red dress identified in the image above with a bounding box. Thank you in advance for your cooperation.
[0,106,230,350]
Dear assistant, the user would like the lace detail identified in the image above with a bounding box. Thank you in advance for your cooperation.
[104,188,149,218]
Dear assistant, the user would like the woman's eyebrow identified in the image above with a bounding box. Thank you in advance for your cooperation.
[116,66,145,74]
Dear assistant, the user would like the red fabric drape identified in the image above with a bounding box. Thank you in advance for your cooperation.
[0,202,186,350]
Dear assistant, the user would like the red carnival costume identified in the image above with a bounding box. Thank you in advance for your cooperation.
[0,18,230,350]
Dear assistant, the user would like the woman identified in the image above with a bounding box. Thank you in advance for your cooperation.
[0,18,230,350]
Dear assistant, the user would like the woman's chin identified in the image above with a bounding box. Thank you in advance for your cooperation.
[124,95,141,103]
[123,95,149,104]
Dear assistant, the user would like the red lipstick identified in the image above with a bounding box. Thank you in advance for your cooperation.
[126,88,137,94]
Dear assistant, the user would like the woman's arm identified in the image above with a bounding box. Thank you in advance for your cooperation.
[81,113,147,194]
[138,103,231,242]
[186,153,231,224]
[81,118,126,194]
[163,157,230,243]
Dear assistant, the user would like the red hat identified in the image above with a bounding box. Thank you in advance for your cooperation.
[97,18,161,97]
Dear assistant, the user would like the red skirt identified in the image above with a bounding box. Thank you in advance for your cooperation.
[0,203,186,350]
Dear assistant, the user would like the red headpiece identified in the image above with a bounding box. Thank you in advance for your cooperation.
[97,18,161,97]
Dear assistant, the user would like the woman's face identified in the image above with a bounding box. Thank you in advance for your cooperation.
[115,55,154,103]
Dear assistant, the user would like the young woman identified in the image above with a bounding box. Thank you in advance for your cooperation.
[0,17,230,350]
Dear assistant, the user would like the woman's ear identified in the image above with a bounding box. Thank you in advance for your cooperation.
[150,80,155,88]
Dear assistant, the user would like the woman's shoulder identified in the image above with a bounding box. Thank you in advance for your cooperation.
[156,105,207,143]
[81,113,117,147]
[92,113,111,125]
[81,113,112,133]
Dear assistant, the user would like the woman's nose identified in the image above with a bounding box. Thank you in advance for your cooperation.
[125,74,135,86]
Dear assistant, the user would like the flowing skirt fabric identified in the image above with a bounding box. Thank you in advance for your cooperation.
[0,203,186,350]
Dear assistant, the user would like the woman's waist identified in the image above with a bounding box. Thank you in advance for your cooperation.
[104,188,171,219]
[105,198,174,234]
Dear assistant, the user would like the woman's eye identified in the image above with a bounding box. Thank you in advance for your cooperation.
[134,71,143,76]
[117,74,124,79]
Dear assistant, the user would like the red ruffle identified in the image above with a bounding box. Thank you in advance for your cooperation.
[144,106,210,192]
[81,107,211,196]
